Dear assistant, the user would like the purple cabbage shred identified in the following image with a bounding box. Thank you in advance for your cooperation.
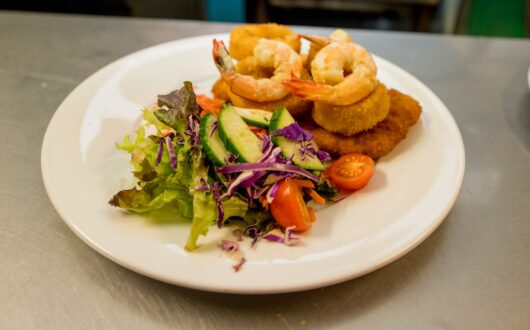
[155,140,164,166]
[165,136,177,169]
[272,123,313,142]
[221,239,239,253]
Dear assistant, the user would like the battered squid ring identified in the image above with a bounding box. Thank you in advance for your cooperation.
[312,83,391,136]
[229,23,301,61]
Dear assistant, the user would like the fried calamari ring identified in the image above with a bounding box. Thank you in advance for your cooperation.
[303,89,422,158]
[311,83,390,136]
[229,23,301,61]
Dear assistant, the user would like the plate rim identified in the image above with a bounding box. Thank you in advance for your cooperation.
[41,33,465,294]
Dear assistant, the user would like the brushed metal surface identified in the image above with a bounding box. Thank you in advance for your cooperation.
[1,11,529,330]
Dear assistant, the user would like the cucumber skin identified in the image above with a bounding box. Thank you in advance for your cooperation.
[233,106,272,129]
[270,108,325,171]
[218,105,262,163]
[199,113,227,167]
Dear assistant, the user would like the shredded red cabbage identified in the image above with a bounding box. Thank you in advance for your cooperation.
[261,134,273,152]
[232,257,246,272]
[212,182,224,228]
[209,120,218,137]
[316,150,331,162]
[284,226,300,246]
[263,232,284,243]
[184,115,200,146]
[226,171,255,196]
[165,136,177,169]
[217,162,320,182]
[262,227,300,246]
[273,122,313,142]
[155,140,164,166]
[221,239,239,253]
[265,182,279,204]
[196,180,224,228]
[244,224,263,238]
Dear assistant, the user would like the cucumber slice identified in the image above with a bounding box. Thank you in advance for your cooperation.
[199,113,229,167]
[233,106,272,129]
[269,107,325,171]
[218,104,263,163]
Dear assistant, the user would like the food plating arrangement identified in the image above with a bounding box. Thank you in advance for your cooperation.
[109,24,422,271]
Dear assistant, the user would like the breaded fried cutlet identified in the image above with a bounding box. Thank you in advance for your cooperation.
[302,89,422,158]
[312,83,391,136]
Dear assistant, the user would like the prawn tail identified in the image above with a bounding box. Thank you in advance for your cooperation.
[282,78,332,101]
[301,35,330,49]
[212,39,235,74]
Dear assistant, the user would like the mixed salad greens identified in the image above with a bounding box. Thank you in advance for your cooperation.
[109,82,338,251]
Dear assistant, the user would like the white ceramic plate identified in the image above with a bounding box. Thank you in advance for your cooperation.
[41,33,465,294]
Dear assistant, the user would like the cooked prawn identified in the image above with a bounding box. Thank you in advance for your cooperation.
[304,29,352,69]
[283,41,377,106]
[213,38,303,102]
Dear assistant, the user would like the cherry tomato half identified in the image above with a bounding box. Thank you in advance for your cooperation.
[329,153,375,191]
[270,178,311,231]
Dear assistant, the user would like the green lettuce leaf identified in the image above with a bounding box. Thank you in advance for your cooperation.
[109,186,191,215]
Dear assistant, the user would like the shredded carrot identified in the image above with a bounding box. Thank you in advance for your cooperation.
[249,126,268,136]
[308,189,326,205]
[321,165,333,180]
[292,179,315,189]
[259,195,269,209]
[308,207,317,223]
[161,128,174,137]
[196,94,225,117]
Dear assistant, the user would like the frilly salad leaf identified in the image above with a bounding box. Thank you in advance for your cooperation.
[111,82,251,252]
[154,81,198,136]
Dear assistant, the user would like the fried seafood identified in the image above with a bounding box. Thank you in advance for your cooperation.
[213,39,303,102]
[283,40,378,105]
[212,77,230,101]
[211,54,312,116]
[303,89,422,158]
[229,23,301,61]
[312,83,390,136]
[227,87,312,117]
[305,29,352,68]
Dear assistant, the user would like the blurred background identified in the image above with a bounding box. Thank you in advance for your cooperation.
[1,0,528,38]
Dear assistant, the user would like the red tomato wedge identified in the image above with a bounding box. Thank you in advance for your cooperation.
[270,178,312,231]
[329,154,375,191]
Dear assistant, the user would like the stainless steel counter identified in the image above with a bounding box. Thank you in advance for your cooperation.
[1,11,529,330]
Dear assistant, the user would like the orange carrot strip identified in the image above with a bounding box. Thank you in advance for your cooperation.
[161,128,174,137]
[259,195,269,209]
[196,94,225,118]
[308,189,326,205]
[249,126,268,136]
[292,179,315,189]
[308,207,317,223]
